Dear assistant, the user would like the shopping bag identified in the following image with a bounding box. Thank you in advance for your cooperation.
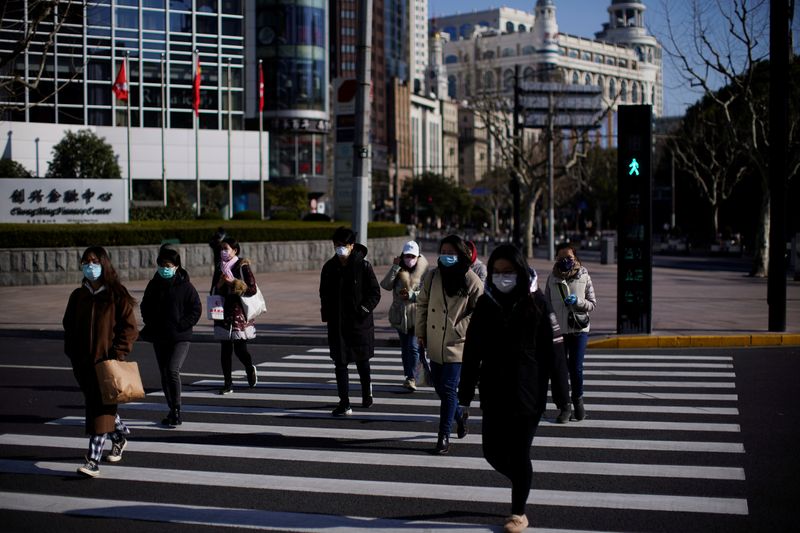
[207,294,225,320]
[241,286,267,321]
[95,359,145,405]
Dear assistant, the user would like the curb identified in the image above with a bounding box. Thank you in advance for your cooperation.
[588,334,800,349]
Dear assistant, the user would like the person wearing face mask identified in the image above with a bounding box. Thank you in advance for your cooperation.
[140,245,202,427]
[459,244,565,533]
[211,237,260,394]
[415,234,483,454]
[63,246,138,478]
[320,227,382,416]
[380,240,430,391]
[545,243,597,422]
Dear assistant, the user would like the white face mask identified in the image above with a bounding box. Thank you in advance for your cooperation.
[335,246,350,258]
[404,257,418,268]
[492,273,517,293]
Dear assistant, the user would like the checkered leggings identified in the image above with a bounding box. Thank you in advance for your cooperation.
[86,415,130,462]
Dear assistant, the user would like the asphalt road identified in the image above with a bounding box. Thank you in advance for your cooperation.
[0,337,798,532]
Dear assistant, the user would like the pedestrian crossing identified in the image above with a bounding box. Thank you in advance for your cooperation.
[0,347,750,532]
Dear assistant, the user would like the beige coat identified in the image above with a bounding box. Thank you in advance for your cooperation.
[380,255,429,334]
[415,267,483,364]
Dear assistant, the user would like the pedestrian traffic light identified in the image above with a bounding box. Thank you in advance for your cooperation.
[617,105,653,334]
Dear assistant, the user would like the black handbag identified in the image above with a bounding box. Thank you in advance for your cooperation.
[558,281,590,329]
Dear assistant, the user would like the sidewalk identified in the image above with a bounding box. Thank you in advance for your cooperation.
[0,252,797,348]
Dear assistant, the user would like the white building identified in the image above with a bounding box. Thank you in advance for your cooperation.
[410,0,430,93]
[433,0,663,143]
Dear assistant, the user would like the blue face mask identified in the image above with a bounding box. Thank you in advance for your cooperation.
[438,254,458,267]
[82,263,102,281]
[158,266,177,279]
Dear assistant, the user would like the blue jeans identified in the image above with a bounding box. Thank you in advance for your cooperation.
[564,332,588,400]
[398,329,428,380]
[430,361,463,437]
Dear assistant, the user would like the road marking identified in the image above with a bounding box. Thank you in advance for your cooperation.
[264,360,734,371]
[0,364,72,371]
[585,380,735,389]
[192,379,739,402]
[0,460,749,515]
[47,417,746,453]
[0,434,747,480]
[0,491,500,533]
[118,402,741,431]
[165,391,739,415]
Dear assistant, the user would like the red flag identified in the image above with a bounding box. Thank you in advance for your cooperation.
[192,57,202,116]
[112,61,128,101]
[258,62,265,113]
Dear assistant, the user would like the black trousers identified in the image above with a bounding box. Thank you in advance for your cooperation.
[154,341,191,410]
[549,344,571,409]
[334,359,371,406]
[482,409,542,516]
[220,340,253,383]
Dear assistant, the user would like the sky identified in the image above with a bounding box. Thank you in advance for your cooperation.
[428,0,799,117]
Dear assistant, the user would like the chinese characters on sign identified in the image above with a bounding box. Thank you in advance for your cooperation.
[0,179,127,223]
[616,106,653,334]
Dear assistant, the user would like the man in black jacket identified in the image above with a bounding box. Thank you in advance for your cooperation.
[319,227,381,416]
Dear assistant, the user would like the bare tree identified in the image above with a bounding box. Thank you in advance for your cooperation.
[660,0,799,276]
[0,0,82,114]
[466,68,614,258]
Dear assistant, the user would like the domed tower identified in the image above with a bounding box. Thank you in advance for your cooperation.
[531,0,560,78]
[595,0,662,113]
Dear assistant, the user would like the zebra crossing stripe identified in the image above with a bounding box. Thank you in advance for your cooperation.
[260,361,734,371]
[0,434,747,480]
[118,401,741,431]
[0,459,749,515]
[166,391,739,415]
[47,417,745,453]
[0,491,500,533]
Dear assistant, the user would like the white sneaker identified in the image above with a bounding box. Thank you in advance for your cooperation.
[503,514,529,533]
[402,378,417,391]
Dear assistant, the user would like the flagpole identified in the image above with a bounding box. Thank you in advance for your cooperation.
[161,52,167,207]
[258,59,264,220]
[125,51,132,203]
[227,57,233,220]
[194,49,201,217]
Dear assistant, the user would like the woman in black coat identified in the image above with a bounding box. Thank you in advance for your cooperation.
[319,227,381,416]
[140,246,201,426]
[459,244,564,533]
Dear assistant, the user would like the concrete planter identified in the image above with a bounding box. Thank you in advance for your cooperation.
[0,236,408,286]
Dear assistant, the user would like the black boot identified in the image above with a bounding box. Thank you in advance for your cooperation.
[173,406,182,426]
[556,403,572,424]
[572,397,586,421]
[456,408,469,439]
[435,434,450,455]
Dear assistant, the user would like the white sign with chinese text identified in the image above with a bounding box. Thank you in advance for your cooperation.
[0,179,128,224]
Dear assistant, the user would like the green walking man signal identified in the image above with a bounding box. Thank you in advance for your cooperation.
[628,158,640,176]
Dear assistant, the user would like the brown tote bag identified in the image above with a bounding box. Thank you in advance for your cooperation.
[95,359,145,405]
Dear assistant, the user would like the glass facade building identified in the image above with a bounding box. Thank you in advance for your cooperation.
[0,0,245,131]
[256,0,329,192]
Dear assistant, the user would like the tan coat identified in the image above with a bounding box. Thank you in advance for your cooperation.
[379,255,429,334]
[63,283,138,434]
[415,268,483,364]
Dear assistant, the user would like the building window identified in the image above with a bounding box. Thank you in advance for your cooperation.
[445,54,458,64]
[584,73,592,85]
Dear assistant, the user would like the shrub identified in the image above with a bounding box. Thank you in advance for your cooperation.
[0,220,406,248]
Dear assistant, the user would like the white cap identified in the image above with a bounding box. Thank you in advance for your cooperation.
[401,241,420,256]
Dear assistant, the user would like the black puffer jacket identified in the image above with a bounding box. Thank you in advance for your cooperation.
[140,268,202,343]
[319,243,381,364]
[459,287,559,416]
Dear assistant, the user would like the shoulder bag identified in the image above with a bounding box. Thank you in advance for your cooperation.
[241,285,267,321]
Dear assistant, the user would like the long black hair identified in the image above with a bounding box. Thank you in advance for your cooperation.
[81,246,136,306]
[438,234,471,297]
[486,243,531,297]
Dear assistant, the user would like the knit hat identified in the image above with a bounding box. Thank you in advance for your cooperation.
[157,245,181,267]
[401,241,420,256]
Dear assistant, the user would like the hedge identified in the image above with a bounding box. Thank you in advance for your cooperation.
[0,220,407,248]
